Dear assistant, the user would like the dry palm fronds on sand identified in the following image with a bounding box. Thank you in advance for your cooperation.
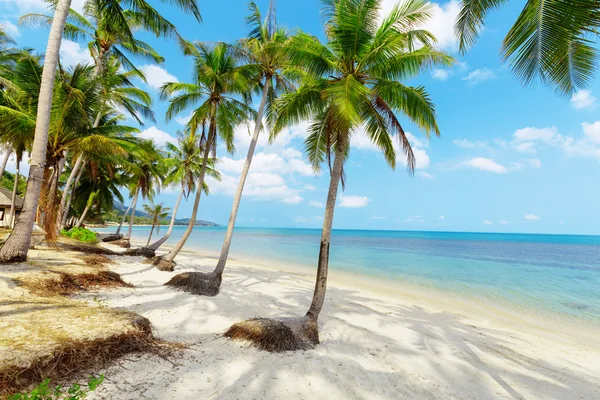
[225,317,319,352]
[78,254,115,267]
[164,272,221,296]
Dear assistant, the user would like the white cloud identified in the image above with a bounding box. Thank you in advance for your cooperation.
[352,130,431,170]
[570,90,597,110]
[139,65,178,90]
[0,0,48,12]
[528,159,542,168]
[483,220,494,225]
[309,200,324,208]
[0,20,19,37]
[417,171,434,179]
[404,215,425,223]
[499,220,508,225]
[432,69,452,81]
[303,184,317,191]
[513,126,558,143]
[511,123,600,160]
[524,214,540,221]
[174,113,192,126]
[60,40,93,66]
[439,216,445,220]
[139,126,175,146]
[339,195,369,208]
[582,121,600,144]
[463,68,496,85]
[207,173,303,204]
[462,157,508,174]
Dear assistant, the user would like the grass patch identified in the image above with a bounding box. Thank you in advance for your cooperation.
[60,228,98,244]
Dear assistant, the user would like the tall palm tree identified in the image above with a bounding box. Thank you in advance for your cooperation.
[207,0,295,295]
[455,0,600,95]
[145,130,220,252]
[0,0,72,262]
[142,202,170,245]
[0,0,201,263]
[225,0,451,351]
[154,42,254,272]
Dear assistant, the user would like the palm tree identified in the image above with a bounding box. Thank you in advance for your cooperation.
[154,42,254,272]
[0,0,72,262]
[145,130,220,253]
[206,1,295,295]
[142,202,170,246]
[0,0,200,263]
[225,0,451,351]
[455,0,600,95]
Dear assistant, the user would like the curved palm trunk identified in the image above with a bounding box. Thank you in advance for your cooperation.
[0,148,11,180]
[74,196,92,228]
[8,159,20,228]
[213,79,270,277]
[162,131,215,263]
[146,221,156,246]
[0,0,72,262]
[148,185,184,250]
[305,136,346,322]
[58,155,84,230]
[124,187,140,240]
[115,198,134,236]
[46,157,66,240]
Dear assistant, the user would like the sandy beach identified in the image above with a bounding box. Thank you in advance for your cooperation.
[75,243,600,400]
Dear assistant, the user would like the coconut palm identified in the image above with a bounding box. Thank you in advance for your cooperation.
[154,42,255,272]
[0,0,200,263]
[225,0,452,351]
[205,1,295,295]
[142,202,170,245]
[455,0,600,95]
[145,130,220,253]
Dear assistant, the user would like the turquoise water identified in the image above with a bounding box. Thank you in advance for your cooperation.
[98,226,600,323]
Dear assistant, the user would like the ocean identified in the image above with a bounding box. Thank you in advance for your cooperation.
[97,226,600,323]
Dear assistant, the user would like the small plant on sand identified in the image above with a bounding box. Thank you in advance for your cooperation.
[8,375,104,400]
[60,228,98,244]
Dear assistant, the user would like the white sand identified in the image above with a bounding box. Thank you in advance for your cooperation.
[83,248,600,400]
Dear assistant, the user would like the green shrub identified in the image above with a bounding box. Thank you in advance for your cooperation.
[60,227,98,244]
[8,375,104,400]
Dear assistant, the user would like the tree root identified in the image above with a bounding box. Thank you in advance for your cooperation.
[164,272,221,296]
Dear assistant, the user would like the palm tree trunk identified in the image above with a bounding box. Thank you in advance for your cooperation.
[0,0,72,262]
[46,157,66,240]
[58,155,84,229]
[146,222,155,246]
[124,187,140,240]
[115,197,134,235]
[0,148,11,180]
[74,197,92,228]
[162,130,215,263]
[8,159,19,228]
[305,135,346,322]
[61,158,86,229]
[214,79,270,276]
[148,184,184,250]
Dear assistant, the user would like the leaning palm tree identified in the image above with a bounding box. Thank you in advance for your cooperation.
[225,0,452,351]
[0,0,200,263]
[153,42,255,272]
[144,130,220,254]
[201,1,295,295]
[142,202,170,246]
[455,0,600,95]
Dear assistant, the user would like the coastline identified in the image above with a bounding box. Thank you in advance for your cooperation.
[86,240,600,398]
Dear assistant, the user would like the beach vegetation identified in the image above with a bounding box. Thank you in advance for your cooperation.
[60,227,98,244]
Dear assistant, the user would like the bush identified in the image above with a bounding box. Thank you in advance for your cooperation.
[60,228,98,244]
[8,375,104,400]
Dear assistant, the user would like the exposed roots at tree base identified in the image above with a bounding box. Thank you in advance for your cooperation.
[19,270,132,297]
[78,254,114,267]
[164,272,222,296]
[0,317,183,396]
[152,256,176,272]
[224,317,319,352]
[110,239,131,248]
[123,247,155,258]
[101,234,123,242]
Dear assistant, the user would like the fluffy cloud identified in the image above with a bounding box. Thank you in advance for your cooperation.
[208,173,303,204]
[462,157,508,174]
[174,113,192,126]
[139,126,175,146]
[431,69,452,81]
[352,130,431,170]
[0,20,19,37]
[512,123,600,159]
[524,214,540,221]
[570,90,597,110]
[309,200,324,208]
[416,171,434,179]
[404,215,425,223]
[483,220,494,225]
[139,65,178,90]
[453,139,491,151]
[463,68,496,85]
[339,195,369,208]
[60,40,93,66]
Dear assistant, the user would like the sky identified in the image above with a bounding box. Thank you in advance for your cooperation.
[1,0,600,235]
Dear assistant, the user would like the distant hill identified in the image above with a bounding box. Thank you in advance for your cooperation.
[113,201,218,226]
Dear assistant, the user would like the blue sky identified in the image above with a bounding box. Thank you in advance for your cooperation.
[1,0,599,234]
